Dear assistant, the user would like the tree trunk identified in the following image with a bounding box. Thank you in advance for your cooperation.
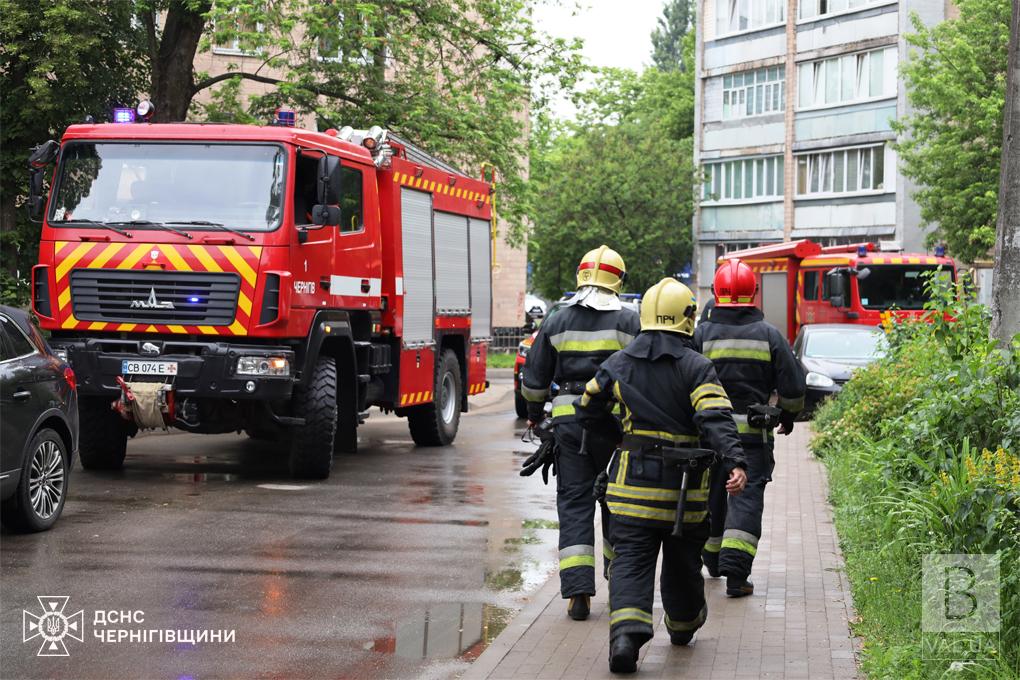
[150,0,210,122]
[991,0,1020,345]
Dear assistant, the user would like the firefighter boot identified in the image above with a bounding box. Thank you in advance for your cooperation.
[726,576,754,598]
[568,595,591,621]
[670,630,696,646]
[609,634,639,674]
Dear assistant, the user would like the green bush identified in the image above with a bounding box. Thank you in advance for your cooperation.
[812,276,1020,679]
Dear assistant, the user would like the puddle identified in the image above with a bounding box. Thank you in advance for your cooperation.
[368,603,516,661]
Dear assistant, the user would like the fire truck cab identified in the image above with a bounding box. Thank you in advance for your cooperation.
[720,240,956,342]
[27,114,493,479]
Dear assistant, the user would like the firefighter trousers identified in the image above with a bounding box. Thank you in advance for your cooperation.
[703,440,774,580]
[554,421,614,598]
[608,518,709,645]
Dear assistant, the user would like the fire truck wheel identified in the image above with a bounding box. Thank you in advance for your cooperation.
[408,349,462,447]
[78,397,129,470]
[289,356,338,479]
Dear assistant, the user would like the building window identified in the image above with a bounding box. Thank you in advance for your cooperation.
[212,9,263,56]
[795,144,886,197]
[800,0,890,20]
[723,66,785,119]
[797,47,895,109]
[703,155,784,203]
[716,0,786,35]
[317,10,372,64]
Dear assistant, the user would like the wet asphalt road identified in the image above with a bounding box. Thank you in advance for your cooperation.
[1,378,560,679]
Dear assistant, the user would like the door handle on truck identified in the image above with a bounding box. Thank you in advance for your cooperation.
[12,390,31,401]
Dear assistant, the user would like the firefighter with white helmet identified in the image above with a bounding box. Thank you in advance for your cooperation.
[575,277,748,672]
[519,245,641,620]
[694,260,806,597]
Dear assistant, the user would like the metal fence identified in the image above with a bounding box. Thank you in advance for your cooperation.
[489,326,531,353]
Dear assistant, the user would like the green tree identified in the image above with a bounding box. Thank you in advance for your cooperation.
[650,0,692,71]
[135,0,583,244]
[894,0,1011,262]
[528,35,696,298]
[0,0,147,302]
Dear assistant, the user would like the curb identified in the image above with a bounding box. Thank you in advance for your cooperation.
[461,568,562,680]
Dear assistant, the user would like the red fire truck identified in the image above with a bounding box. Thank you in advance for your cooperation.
[26,110,493,479]
[719,240,957,342]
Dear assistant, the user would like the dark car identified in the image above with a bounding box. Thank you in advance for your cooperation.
[792,323,887,416]
[1,306,78,532]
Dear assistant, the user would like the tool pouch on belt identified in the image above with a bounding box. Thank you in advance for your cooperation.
[746,403,783,430]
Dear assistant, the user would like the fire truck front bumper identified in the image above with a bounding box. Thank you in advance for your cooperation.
[50,337,296,401]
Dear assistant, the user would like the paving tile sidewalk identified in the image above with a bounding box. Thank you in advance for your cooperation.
[464,428,861,680]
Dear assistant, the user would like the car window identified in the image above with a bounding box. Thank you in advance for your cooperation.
[804,329,886,360]
[0,325,13,361]
[0,315,36,360]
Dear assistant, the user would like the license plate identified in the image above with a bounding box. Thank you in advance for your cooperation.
[122,360,178,376]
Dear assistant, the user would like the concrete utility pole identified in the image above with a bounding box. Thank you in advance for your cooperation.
[991,0,1020,345]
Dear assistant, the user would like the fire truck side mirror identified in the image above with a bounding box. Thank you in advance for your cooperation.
[27,140,59,222]
[316,155,343,205]
[312,204,341,226]
[826,270,847,308]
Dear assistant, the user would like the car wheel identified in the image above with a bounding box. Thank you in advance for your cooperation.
[408,349,462,446]
[289,356,338,479]
[78,396,130,470]
[2,428,68,533]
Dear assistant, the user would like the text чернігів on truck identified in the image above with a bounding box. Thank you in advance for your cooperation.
[27,114,493,479]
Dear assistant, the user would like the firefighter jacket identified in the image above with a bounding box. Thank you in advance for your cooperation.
[574,331,747,528]
[693,306,805,440]
[521,303,640,424]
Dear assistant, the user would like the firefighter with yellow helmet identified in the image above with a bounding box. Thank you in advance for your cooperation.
[520,245,641,620]
[575,277,748,673]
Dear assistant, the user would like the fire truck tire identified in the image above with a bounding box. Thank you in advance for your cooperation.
[408,349,461,447]
[514,389,528,420]
[289,356,338,479]
[78,397,129,470]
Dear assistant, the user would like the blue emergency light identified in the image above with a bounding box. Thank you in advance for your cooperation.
[857,245,868,257]
[113,108,136,124]
[189,296,200,303]
[935,245,946,257]
[274,108,296,127]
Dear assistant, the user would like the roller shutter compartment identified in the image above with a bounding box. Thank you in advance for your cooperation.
[400,188,435,345]
[434,211,471,314]
[468,218,492,338]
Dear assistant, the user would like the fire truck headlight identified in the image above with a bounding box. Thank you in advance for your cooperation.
[236,356,290,377]
[806,371,834,388]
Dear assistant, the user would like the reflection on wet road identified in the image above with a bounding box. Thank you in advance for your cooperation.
[1,387,558,679]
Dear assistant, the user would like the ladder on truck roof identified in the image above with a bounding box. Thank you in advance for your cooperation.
[386,131,464,176]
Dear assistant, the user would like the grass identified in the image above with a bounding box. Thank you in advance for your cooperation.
[487,352,517,369]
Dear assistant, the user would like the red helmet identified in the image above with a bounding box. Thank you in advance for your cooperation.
[713,259,757,307]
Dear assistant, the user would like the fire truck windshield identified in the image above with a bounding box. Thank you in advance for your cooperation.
[48,142,286,232]
[856,264,953,310]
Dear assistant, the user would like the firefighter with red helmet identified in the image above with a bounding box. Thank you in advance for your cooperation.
[574,278,748,672]
[694,259,806,597]
[520,245,641,621]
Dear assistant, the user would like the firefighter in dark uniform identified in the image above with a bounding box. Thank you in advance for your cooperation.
[520,245,641,621]
[694,259,806,597]
[574,277,748,673]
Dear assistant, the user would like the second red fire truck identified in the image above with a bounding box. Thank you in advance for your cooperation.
[719,240,957,341]
[28,108,494,479]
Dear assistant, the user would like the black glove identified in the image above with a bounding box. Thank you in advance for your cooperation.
[526,400,546,425]
[520,437,558,484]
[593,470,609,502]
[777,409,795,436]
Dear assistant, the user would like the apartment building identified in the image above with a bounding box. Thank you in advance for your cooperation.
[692,0,953,302]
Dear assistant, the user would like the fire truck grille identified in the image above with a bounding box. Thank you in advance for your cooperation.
[69,270,241,326]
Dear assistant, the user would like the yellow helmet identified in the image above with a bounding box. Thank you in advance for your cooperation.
[640,278,697,336]
[576,245,626,294]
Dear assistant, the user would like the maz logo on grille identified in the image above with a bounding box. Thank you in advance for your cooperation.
[130,288,175,310]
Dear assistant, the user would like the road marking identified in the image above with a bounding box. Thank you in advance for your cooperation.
[257,484,310,491]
